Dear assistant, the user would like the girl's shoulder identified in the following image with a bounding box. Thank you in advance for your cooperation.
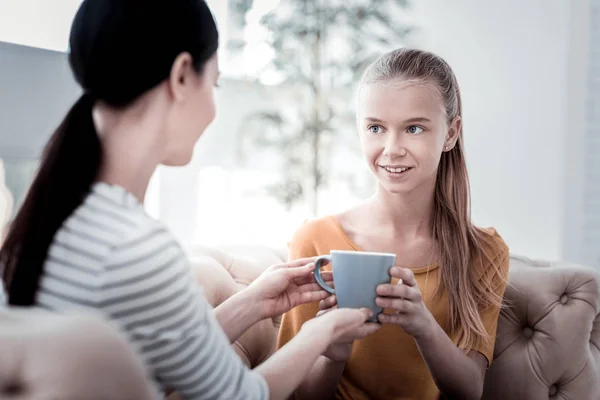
[472,226,510,284]
[288,214,357,258]
[290,215,345,244]
[291,203,370,246]
[474,227,509,259]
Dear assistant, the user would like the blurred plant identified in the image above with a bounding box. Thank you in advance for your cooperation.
[230,0,413,214]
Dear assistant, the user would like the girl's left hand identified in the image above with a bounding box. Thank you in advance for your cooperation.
[247,257,330,319]
[375,266,436,339]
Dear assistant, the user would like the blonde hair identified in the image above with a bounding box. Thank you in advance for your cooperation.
[361,48,504,351]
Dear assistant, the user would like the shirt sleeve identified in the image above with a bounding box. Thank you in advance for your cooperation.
[98,224,269,400]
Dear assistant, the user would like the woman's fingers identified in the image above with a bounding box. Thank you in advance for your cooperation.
[378,313,405,325]
[294,281,326,292]
[319,295,337,310]
[319,271,333,284]
[297,288,330,304]
[284,257,319,269]
[281,262,316,279]
[354,323,381,338]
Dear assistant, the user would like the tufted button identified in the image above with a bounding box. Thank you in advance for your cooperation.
[559,294,568,304]
[3,383,23,396]
[523,326,534,339]
[549,384,558,396]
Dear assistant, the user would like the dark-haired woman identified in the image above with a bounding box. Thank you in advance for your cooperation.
[0,1,379,399]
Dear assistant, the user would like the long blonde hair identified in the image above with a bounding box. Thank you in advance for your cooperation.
[361,48,504,351]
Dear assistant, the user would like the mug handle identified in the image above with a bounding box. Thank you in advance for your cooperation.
[314,255,335,294]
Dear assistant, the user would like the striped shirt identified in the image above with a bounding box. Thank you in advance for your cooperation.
[34,182,268,399]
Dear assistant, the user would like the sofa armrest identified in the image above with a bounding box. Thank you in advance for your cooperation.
[0,308,155,400]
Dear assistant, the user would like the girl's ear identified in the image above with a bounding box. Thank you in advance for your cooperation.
[444,116,462,151]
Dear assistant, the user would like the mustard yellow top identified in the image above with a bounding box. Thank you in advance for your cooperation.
[277,216,510,400]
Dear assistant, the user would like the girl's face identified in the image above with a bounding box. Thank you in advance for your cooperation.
[357,80,460,196]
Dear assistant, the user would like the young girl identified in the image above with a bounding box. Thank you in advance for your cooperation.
[277,48,510,400]
[0,1,379,399]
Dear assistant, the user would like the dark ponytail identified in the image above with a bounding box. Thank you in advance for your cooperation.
[0,0,218,305]
[1,93,100,305]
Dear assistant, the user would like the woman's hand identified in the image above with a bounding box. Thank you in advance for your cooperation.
[317,289,381,363]
[303,306,380,349]
[247,257,330,319]
[375,266,436,339]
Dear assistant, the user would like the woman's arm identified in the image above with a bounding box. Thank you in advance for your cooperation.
[277,223,350,399]
[257,309,375,400]
[292,295,380,400]
[213,289,265,344]
[215,257,326,344]
[101,234,268,399]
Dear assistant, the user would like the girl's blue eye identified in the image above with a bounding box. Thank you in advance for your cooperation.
[369,125,383,134]
[407,125,424,134]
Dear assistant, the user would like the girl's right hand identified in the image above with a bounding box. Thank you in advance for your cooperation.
[307,295,381,363]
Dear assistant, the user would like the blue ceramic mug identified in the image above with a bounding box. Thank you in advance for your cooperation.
[314,250,396,322]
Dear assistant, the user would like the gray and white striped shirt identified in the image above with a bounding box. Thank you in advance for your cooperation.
[35,182,268,399]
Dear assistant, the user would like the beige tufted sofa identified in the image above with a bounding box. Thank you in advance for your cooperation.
[1,246,597,399]
[187,245,600,400]
[0,308,155,399]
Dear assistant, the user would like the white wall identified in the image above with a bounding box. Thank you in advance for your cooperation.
[563,0,592,266]
[0,0,81,52]
[409,0,580,261]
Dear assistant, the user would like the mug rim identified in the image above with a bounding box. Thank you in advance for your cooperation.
[330,250,396,257]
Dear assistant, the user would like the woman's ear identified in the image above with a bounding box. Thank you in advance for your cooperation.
[167,52,195,102]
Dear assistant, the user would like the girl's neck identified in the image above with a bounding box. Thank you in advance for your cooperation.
[366,179,436,240]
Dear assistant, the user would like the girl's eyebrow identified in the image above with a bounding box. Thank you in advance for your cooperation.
[363,117,432,124]
[403,117,432,124]
[363,117,386,123]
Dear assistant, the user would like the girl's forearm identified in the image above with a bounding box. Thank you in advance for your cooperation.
[415,321,485,400]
